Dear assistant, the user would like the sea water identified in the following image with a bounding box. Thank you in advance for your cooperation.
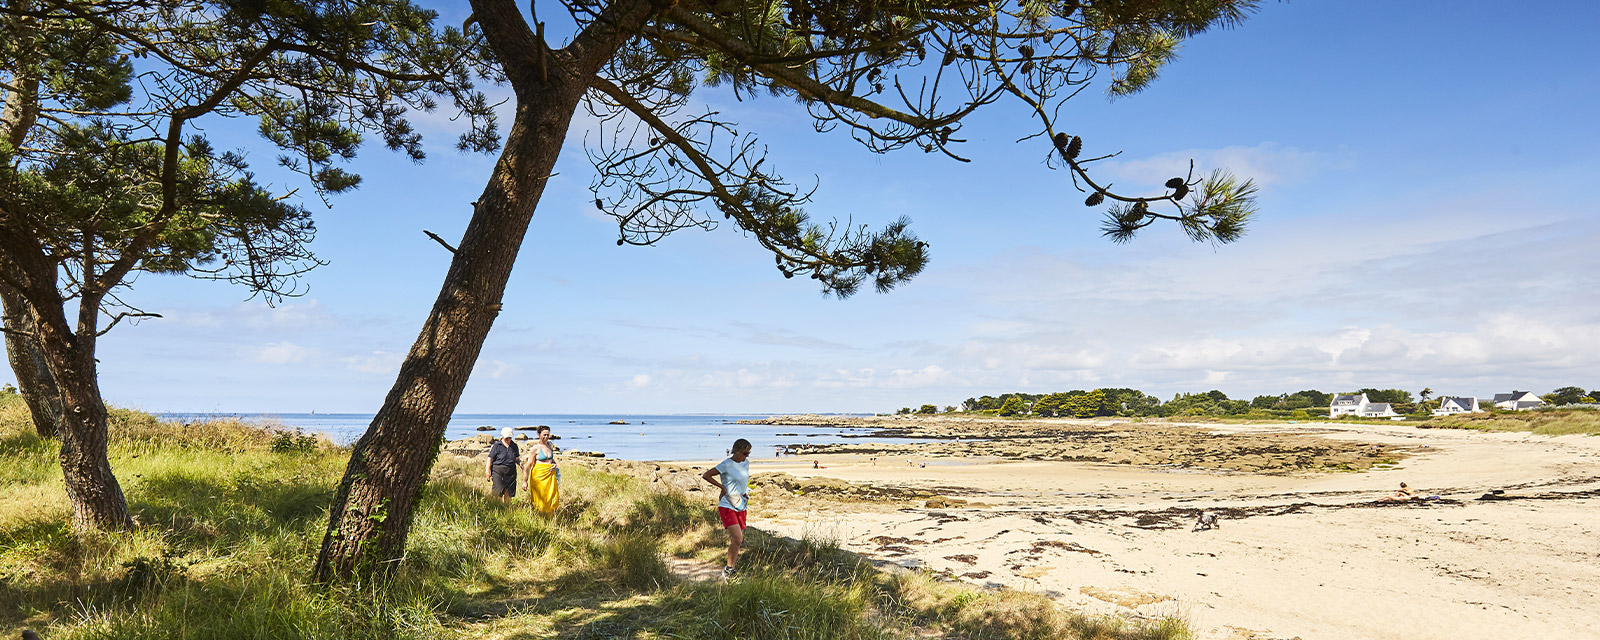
[156,413,944,462]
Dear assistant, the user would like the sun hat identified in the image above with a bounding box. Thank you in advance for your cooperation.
[501,427,514,439]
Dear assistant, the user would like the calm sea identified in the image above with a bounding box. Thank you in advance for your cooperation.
[155,413,937,462]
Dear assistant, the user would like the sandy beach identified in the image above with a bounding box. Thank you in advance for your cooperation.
[454,416,1600,639]
[733,417,1600,640]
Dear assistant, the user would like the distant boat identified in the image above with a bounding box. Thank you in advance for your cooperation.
[609,420,629,425]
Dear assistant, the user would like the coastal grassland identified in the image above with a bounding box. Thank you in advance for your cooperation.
[2,396,1191,639]
[1420,409,1600,436]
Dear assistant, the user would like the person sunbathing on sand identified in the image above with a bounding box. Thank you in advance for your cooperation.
[1377,482,1414,502]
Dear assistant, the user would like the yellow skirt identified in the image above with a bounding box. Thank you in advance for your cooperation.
[528,463,559,516]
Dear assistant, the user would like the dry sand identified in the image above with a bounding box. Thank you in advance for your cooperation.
[739,418,1600,640]
[446,417,1600,639]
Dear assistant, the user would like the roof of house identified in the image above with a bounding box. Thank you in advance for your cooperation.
[1441,397,1475,409]
[1494,391,1540,403]
[1331,394,1362,405]
[1365,403,1393,412]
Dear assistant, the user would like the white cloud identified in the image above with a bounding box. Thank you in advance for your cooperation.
[343,351,404,375]
[243,341,314,364]
[1100,142,1351,187]
[477,360,519,380]
[164,300,335,331]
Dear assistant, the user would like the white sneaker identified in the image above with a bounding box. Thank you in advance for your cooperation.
[721,566,737,581]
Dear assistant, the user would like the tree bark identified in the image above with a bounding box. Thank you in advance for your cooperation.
[0,218,130,531]
[312,0,662,583]
[38,322,129,530]
[1,283,67,439]
[312,86,588,584]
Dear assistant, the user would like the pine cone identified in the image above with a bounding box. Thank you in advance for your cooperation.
[1065,136,1082,160]
[1053,132,1070,149]
[1019,44,1034,58]
[1172,183,1190,199]
[1165,177,1185,189]
[1085,192,1104,207]
[941,50,956,66]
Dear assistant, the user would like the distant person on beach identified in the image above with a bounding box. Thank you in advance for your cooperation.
[527,426,559,516]
[486,428,520,499]
[703,438,753,580]
[1378,482,1414,502]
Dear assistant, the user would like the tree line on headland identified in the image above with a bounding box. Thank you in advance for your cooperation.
[897,385,1600,418]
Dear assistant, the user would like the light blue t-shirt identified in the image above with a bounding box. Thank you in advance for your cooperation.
[714,457,750,512]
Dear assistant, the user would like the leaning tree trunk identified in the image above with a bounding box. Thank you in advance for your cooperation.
[42,335,129,531]
[1,283,67,439]
[0,225,130,531]
[313,0,661,584]
[313,93,587,582]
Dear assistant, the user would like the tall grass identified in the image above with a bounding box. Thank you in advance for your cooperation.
[2,394,1195,639]
[1422,409,1600,436]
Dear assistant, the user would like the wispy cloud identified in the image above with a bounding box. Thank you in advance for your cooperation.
[1099,142,1352,187]
[242,341,315,364]
[343,351,404,376]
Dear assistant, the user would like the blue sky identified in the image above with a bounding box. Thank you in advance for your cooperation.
[24,1,1598,414]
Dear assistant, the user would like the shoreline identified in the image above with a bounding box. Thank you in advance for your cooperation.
[472,416,1600,640]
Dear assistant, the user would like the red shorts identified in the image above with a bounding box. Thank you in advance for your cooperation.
[717,507,747,529]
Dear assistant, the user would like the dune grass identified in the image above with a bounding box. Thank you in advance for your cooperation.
[2,393,1191,639]
[1420,409,1600,436]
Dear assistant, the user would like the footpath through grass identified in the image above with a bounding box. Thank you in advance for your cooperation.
[1,394,1191,639]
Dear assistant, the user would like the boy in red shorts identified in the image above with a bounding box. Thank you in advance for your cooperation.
[702,438,752,580]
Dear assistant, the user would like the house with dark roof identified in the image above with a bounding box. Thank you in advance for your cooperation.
[1492,391,1545,411]
[1432,396,1481,416]
[1329,393,1367,417]
[1329,393,1399,418]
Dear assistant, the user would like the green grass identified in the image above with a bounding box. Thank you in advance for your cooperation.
[1419,408,1600,436]
[2,393,1195,639]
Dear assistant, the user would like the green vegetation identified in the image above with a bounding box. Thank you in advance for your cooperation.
[936,385,1599,420]
[3,395,1193,638]
[1541,386,1599,406]
[1420,409,1600,436]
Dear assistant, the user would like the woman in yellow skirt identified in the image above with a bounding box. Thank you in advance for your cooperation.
[526,425,559,516]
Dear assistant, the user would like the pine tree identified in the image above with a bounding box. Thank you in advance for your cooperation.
[0,0,494,531]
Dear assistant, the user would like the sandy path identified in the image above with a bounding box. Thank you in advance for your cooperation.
[752,420,1600,640]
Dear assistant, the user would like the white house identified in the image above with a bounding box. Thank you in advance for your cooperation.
[1330,393,1399,418]
[1432,396,1482,416]
[1493,391,1545,411]
[1330,393,1366,417]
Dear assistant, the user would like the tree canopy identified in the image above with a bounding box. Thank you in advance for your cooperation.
[0,0,493,530]
[577,0,1262,298]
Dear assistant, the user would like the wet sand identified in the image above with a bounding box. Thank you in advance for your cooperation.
[741,418,1600,640]
[445,417,1600,639]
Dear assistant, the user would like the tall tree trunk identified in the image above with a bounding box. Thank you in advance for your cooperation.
[38,325,129,531]
[313,95,585,581]
[313,0,660,583]
[1,283,67,439]
[0,223,129,531]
